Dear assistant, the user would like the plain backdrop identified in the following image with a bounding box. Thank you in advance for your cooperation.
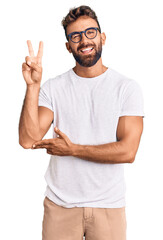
[0,0,163,239]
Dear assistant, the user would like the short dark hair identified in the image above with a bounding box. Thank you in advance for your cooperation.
[61,5,101,41]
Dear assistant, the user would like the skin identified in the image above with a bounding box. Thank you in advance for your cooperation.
[19,40,54,148]
[65,15,108,78]
[22,40,43,86]
[20,16,144,164]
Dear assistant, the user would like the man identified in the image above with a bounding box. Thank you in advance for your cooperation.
[19,5,144,240]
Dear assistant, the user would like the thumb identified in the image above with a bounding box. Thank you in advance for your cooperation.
[27,61,42,72]
[54,127,72,144]
[54,127,62,135]
[54,127,65,138]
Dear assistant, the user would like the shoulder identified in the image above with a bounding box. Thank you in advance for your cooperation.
[49,69,71,85]
[40,69,71,89]
[109,67,141,90]
[109,67,133,85]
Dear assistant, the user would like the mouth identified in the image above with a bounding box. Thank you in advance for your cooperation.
[80,47,94,55]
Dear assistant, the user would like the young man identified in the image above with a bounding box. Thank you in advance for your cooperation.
[19,5,144,240]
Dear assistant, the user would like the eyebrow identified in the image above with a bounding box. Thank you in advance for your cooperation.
[68,27,99,36]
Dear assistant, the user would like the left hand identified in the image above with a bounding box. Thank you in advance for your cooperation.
[31,127,74,156]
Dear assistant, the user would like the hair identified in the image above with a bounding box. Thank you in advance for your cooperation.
[61,5,101,41]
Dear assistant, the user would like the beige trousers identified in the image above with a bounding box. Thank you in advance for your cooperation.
[42,196,127,240]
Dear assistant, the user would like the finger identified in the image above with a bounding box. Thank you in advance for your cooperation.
[55,127,65,139]
[25,56,32,62]
[33,144,51,149]
[33,139,53,146]
[22,62,31,71]
[25,56,35,67]
[27,40,35,57]
[37,138,54,144]
[47,149,53,155]
[27,61,42,72]
[37,41,43,65]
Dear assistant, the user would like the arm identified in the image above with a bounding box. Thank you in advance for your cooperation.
[19,85,41,148]
[72,116,144,164]
[19,86,53,149]
[19,40,53,149]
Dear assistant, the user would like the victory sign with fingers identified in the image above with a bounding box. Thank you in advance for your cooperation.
[22,40,43,86]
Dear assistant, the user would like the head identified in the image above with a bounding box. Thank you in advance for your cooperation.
[61,5,106,67]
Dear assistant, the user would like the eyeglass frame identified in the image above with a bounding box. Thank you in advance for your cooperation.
[67,27,101,43]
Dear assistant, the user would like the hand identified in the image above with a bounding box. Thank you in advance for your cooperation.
[31,127,75,156]
[22,40,43,86]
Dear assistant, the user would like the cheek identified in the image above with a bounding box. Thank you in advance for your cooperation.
[69,43,78,53]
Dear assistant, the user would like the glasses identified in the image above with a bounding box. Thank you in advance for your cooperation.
[67,27,101,43]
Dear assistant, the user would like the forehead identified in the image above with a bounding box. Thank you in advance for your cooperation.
[67,16,99,35]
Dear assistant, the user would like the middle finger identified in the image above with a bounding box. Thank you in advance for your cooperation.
[37,41,43,65]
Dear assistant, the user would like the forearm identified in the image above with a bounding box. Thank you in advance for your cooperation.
[72,141,134,164]
[19,85,42,148]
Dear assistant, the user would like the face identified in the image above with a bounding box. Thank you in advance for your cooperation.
[66,16,106,67]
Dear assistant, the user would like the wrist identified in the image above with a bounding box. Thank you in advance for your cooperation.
[71,143,85,157]
[27,83,40,91]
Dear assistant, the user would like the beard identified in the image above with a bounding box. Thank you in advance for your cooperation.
[70,40,102,67]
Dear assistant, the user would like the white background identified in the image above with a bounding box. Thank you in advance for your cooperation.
[0,0,163,239]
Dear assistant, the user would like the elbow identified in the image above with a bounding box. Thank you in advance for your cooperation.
[19,140,32,149]
[128,151,135,163]
[19,136,34,149]
[18,133,42,149]
[128,157,135,164]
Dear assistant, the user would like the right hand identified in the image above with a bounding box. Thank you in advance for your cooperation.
[22,40,43,86]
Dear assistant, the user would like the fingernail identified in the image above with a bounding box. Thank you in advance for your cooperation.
[27,61,31,65]
[32,144,35,148]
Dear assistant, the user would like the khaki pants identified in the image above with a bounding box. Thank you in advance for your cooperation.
[42,196,127,240]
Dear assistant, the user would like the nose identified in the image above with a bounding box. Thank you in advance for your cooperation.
[80,32,88,43]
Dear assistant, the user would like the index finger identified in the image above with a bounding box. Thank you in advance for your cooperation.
[32,138,53,147]
[37,41,43,61]
[27,40,35,57]
[32,144,51,149]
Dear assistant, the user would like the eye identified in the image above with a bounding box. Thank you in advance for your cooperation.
[73,34,80,39]
[69,32,82,42]
[87,30,94,34]
[71,32,80,39]
[86,29,96,38]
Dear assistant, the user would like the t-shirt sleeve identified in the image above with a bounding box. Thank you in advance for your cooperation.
[119,79,145,118]
[38,79,54,112]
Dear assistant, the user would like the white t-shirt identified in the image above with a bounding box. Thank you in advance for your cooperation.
[38,67,145,208]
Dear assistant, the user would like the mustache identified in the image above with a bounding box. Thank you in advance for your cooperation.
[78,44,95,51]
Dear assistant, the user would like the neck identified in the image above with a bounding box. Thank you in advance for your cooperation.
[73,58,108,78]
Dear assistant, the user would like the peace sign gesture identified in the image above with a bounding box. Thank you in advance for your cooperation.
[22,40,43,86]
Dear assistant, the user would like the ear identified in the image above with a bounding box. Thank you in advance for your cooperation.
[101,32,106,46]
[65,42,72,53]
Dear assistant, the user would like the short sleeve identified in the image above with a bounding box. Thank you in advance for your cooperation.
[119,80,145,118]
[38,79,54,112]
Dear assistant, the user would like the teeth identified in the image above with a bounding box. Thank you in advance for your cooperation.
[81,47,93,52]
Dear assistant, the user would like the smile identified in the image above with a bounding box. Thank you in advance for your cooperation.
[80,47,94,54]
